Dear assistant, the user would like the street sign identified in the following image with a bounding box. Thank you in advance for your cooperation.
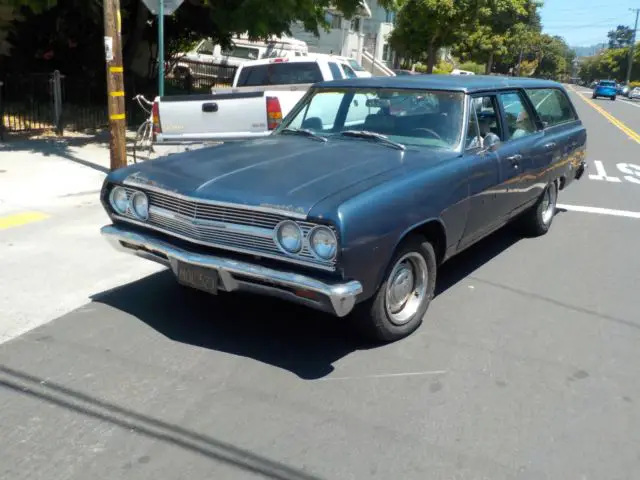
[141,0,184,16]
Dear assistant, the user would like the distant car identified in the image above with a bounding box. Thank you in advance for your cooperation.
[593,80,617,100]
[101,75,587,343]
[630,87,640,100]
[621,85,631,97]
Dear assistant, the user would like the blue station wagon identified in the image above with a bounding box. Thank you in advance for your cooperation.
[100,75,587,343]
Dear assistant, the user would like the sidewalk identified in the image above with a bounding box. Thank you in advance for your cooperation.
[0,130,196,215]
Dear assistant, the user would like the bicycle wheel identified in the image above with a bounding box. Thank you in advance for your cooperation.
[133,120,154,163]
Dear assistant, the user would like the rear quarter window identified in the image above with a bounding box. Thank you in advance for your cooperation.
[525,88,578,127]
[236,62,324,86]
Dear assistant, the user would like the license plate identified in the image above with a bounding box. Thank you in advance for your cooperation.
[176,262,218,295]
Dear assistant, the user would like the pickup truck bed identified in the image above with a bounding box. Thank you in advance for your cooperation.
[155,84,311,143]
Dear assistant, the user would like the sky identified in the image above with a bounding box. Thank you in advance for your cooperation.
[540,0,639,46]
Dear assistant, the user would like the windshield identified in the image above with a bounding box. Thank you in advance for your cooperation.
[599,81,616,87]
[277,88,466,150]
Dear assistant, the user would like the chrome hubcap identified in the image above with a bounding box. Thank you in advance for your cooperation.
[385,252,428,325]
[541,183,557,225]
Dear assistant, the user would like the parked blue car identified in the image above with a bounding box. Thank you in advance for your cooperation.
[100,75,587,343]
[593,80,617,100]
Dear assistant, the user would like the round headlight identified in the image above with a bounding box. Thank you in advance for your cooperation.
[275,220,303,253]
[130,191,149,220]
[309,226,337,260]
[109,186,129,215]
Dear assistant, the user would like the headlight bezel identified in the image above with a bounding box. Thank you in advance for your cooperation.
[308,225,338,261]
[130,191,150,221]
[273,219,304,254]
[108,186,129,215]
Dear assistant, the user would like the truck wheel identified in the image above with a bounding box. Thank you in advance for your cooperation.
[352,235,437,344]
[517,180,558,237]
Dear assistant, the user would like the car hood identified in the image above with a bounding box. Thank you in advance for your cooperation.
[114,136,451,217]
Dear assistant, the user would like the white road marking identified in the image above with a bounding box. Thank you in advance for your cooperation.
[620,99,640,108]
[557,204,640,219]
[617,163,640,184]
[589,160,622,182]
[318,370,447,381]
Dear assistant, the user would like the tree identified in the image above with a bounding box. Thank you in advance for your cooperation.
[607,25,634,49]
[388,0,480,74]
[452,0,540,74]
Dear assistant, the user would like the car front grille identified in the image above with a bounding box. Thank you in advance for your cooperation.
[116,186,336,271]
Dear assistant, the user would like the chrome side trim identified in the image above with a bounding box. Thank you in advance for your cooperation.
[121,178,308,219]
[101,224,362,317]
[111,214,338,272]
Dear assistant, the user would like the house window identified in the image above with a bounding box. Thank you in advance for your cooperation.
[326,12,342,29]
[382,44,391,61]
[385,9,395,23]
[350,18,360,32]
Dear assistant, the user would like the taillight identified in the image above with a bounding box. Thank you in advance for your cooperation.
[152,100,161,135]
[266,96,282,130]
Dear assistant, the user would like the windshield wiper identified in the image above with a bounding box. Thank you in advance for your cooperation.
[339,130,406,150]
[281,128,327,142]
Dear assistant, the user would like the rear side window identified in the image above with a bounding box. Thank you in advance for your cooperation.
[236,62,324,86]
[328,62,344,80]
[341,63,358,79]
[525,88,577,127]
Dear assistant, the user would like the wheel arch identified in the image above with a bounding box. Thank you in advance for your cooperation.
[373,217,447,293]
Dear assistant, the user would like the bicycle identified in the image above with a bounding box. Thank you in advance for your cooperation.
[132,94,155,163]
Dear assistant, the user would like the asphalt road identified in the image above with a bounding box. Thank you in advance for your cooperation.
[1,85,640,480]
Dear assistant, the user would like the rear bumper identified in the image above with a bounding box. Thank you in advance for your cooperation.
[594,89,615,97]
[101,224,363,317]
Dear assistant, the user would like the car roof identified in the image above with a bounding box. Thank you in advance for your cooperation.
[312,74,563,93]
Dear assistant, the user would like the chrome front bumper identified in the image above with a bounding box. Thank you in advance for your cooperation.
[101,224,363,317]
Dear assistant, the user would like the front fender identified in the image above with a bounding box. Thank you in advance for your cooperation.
[325,162,469,301]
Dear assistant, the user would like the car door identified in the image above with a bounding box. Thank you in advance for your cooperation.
[524,87,585,193]
[458,94,503,248]
[493,90,543,218]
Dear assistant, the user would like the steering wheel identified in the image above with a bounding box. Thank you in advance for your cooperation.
[410,127,442,140]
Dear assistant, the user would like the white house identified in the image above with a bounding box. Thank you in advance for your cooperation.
[289,0,396,76]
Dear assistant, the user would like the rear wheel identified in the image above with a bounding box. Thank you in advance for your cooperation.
[516,180,558,237]
[133,120,154,163]
[352,235,437,344]
[611,96,616,101]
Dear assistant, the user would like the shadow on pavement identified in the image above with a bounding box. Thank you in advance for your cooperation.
[92,270,371,380]
[0,366,324,480]
[91,222,539,379]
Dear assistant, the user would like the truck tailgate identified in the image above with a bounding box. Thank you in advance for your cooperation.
[156,91,270,142]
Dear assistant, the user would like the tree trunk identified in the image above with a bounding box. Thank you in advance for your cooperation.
[426,42,436,74]
[485,51,494,74]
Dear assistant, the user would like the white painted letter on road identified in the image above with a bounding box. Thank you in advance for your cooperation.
[589,160,621,182]
[616,163,640,185]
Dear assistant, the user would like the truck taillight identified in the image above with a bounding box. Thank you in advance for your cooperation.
[266,96,282,130]
[152,100,161,135]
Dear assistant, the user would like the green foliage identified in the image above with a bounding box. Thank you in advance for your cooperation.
[578,45,640,83]
[390,0,541,73]
[456,61,485,74]
[607,25,634,49]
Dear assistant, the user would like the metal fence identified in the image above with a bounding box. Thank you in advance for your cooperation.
[0,70,108,137]
[165,59,238,93]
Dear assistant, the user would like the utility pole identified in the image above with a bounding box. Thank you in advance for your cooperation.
[103,0,127,170]
[626,8,640,85]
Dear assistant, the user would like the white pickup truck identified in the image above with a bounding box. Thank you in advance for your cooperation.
[154,56,361,143]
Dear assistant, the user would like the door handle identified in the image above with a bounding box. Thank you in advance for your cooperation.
[202,102,218,113]
[506,154,522,167]
[544,142,556,150]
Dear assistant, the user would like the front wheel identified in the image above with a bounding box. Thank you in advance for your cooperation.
[611,96,616,101]
[352,235,437,343]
